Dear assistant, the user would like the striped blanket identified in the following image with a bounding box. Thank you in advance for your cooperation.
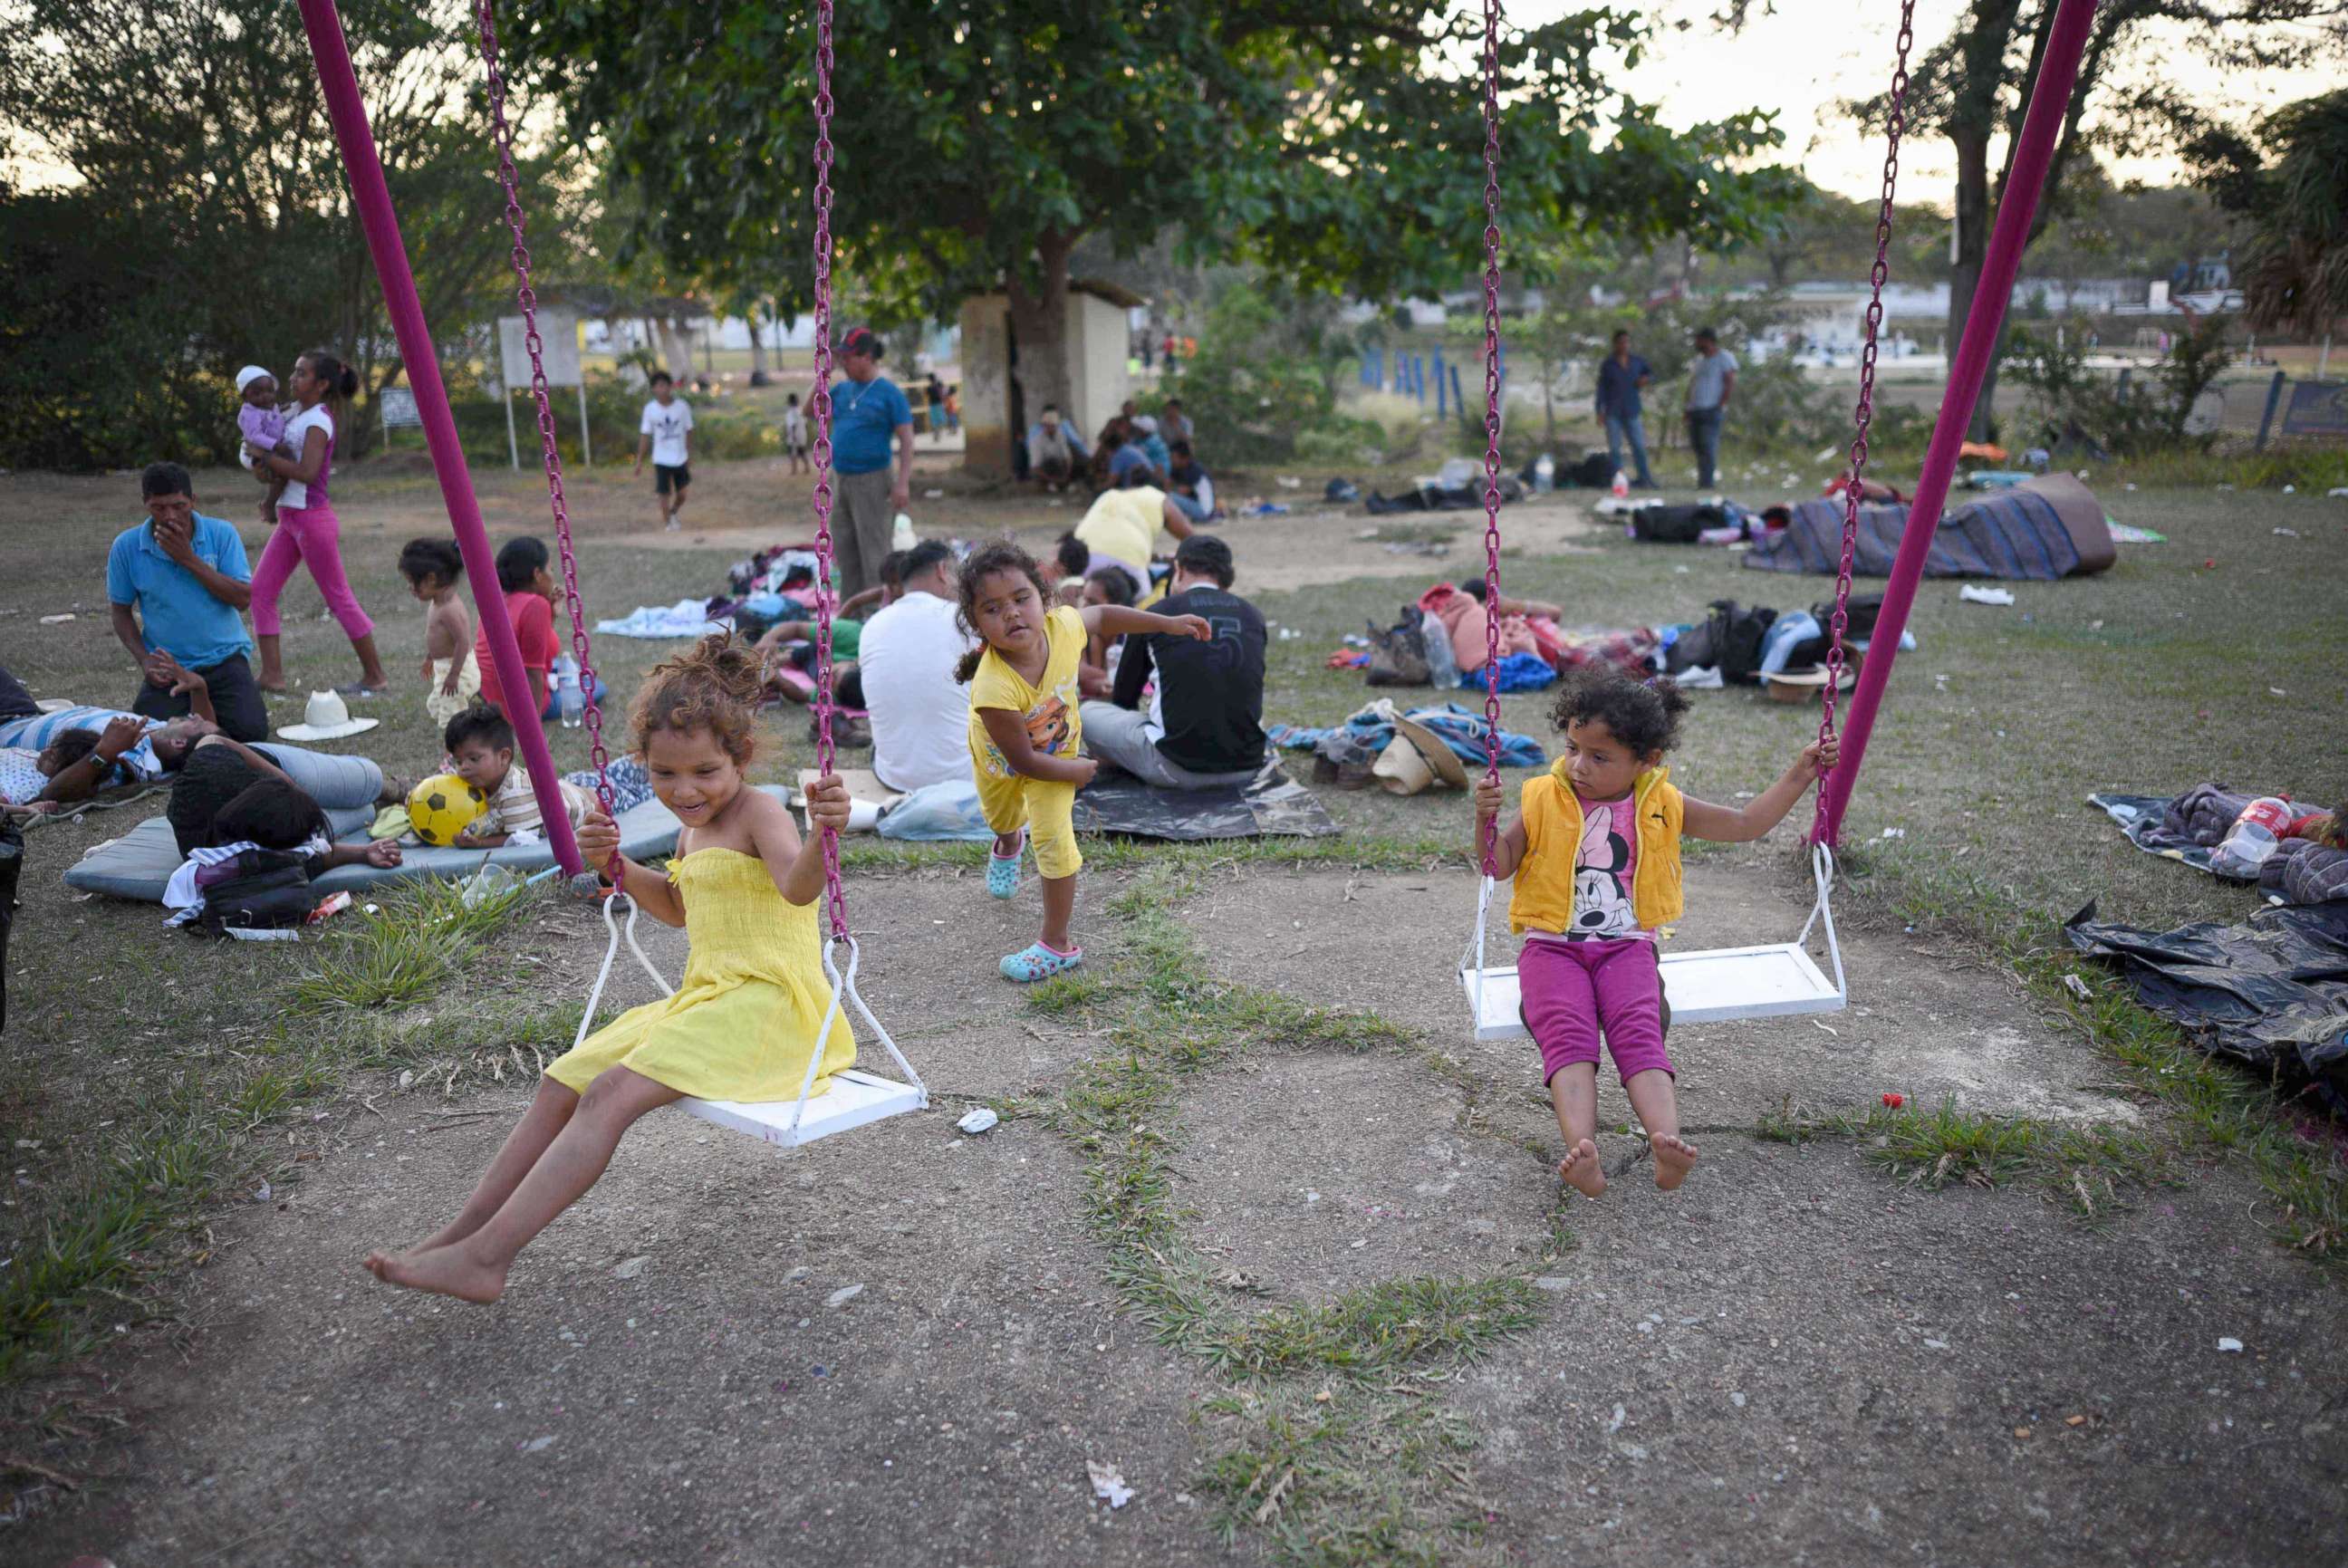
[1744,485,2103,581]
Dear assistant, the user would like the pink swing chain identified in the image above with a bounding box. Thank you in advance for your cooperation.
[1477,0,1506,879]
[472,0,615,837]
[1811,0,1916,843]
[806,0,849,941]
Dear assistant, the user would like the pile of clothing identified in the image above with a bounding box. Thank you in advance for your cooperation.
[1268,698,1544,796]
[2091,788,2348,907]
[1350,583,1659,697]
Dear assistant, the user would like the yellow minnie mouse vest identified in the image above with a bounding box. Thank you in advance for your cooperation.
[1508,762,1685,935]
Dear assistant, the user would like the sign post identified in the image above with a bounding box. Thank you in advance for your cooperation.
[499,310,590,464]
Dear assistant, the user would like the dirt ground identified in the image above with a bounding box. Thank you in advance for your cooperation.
[18,869,2347,1567]
[6,453,2345,1566]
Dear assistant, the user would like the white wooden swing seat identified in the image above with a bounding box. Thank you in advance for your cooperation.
[580,892,928,1147]
[1460,844,1846,1043]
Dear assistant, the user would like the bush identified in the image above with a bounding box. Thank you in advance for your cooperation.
[1164,278,1362,464]
[2006,315,2235,457]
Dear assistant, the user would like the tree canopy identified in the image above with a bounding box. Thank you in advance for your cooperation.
[509,0,1799,422]
[2192,90,2348,339]
[0,0,573,469]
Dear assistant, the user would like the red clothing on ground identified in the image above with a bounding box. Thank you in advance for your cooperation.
[475,590,557,714]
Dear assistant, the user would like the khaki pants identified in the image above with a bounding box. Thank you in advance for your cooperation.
[834,468,896,601]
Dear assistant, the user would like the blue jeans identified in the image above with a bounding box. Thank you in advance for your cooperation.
[540,676,609,723]
[1685,407,1725,488]
[1168,492,1213,524]
[1603,412,1654,486]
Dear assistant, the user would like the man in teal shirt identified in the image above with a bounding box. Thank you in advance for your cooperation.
[107,462,265,740]
[828,327,916,601]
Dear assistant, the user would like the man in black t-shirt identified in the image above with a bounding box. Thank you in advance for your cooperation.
[1081,534,1267,790]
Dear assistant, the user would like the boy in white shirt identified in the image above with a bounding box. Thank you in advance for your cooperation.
[632,370,695,531]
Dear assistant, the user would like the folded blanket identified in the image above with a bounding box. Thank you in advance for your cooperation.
[596,601,732,639]
[1269,699,1545,771]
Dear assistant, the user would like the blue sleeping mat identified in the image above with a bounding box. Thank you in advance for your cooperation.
[61,788,788,902]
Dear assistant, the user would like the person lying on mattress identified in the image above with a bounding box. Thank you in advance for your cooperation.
[163,775,400,931]
[166,731,405,859]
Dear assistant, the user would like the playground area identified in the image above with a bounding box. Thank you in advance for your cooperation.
[5,452,2344,1564]
[6,0,2348,1559]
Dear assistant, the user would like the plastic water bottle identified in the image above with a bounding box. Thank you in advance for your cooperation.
[891,511,918,552]
[1610,468,1631,500]
[553,654,584,729]
[2208,796,2293,880]
[1533,453,1555,494]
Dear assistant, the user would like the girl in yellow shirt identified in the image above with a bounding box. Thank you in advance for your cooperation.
[953,543,1208,980]
[366,636,855,1303]
[1473,669,1833,1199]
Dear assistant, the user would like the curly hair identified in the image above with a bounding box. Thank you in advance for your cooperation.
[951,542,1052,685]
[1549,668,1690,759]
[630,632,766,763]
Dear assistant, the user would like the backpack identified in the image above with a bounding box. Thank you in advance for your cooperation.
[191,848,317,937]
[1568,451,1621,488]
[1363,616,1431,687]
[1631,504,1725,544]
[1690,599,1779,685]
[1783,593,1888,670]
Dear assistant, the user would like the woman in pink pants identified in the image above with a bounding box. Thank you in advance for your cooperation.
[245,351,390,696]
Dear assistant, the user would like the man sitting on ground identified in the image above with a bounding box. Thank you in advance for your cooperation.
[1101,425,1160,490]
[1165,440,1217,523]
[1081,534,1267,791]
[1025,405,1088,490]
[108,462,266,741]
[856,540,977,794]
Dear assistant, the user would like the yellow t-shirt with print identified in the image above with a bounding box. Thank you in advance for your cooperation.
[966,602,1086,877]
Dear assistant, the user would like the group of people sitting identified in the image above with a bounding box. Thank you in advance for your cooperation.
[1023,398,1215,524]
[777,486,1266,804]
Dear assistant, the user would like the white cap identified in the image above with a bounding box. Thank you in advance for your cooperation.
[1131,415,1158,433]
[236,365,275,394]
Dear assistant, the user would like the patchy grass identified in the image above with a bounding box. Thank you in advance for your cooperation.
[287,875,542,1014]
[1031,865,1542,1565]
[1756,1095,2164,1222]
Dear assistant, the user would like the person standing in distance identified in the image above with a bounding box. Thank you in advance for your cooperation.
[1594,330,1656,489]
[827,326,915,601]
[1682,327,1737,492]
[633,371,695,531]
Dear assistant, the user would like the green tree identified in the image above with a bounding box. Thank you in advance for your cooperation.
[510,0,1797,471]
[1840,0,2343,438]
[0,0,571,469]
[2192,90,2348,340]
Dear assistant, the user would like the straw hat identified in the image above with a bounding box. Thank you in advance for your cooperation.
[276,689,380,742]
[1371,713,1469,794]
[1762,664,1857,703]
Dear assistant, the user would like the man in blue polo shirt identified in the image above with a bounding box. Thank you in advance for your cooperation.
[829,326,916,601]
[107,462,266,741]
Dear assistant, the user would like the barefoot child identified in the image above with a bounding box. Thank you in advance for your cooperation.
[368,637,857,1303]
[954,543,1209,981]
[1472,669,1837,1198]
[399,539,478,726]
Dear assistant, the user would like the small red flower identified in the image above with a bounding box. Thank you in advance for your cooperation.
[2202,558,2217,569]
[1881,1092,1906,1109]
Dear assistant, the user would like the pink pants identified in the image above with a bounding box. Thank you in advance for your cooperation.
[1518,937,1673,1086]
[251,503,373,640]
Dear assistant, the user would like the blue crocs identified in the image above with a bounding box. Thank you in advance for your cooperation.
[1000,942,1083,983]
[986,831,1025,899]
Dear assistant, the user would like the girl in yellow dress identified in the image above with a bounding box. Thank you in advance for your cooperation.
[368,635,854,1303]
[953,542,1208,981]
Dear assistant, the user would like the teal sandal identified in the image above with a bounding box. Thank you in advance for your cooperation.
[986,830,1025,899]
[999,942,1083,983]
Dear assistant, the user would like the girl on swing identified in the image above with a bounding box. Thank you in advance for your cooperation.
[1473,668,1835,1198]
[368,636,854,1303]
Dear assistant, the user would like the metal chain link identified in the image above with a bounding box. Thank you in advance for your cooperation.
[807,0,848,940]
[1477,0,1506,879]
[1811,0,1916,842]
[472,0,616,849]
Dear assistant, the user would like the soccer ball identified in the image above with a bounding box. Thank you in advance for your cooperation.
[408,772,487,846]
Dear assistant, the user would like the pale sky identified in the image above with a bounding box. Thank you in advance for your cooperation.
[1521,0,2344,204]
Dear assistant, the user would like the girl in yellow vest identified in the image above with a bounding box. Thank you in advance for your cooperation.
[953,544,1208,981]
[1473,669,1836,1198]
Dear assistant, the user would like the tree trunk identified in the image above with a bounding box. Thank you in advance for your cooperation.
[1006,230,1077,450]
[747,301,771,386]
[1948,129,1994,440]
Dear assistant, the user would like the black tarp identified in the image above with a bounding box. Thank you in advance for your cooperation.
[2064,899,2348,1115]
[1071,764,1340,842]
